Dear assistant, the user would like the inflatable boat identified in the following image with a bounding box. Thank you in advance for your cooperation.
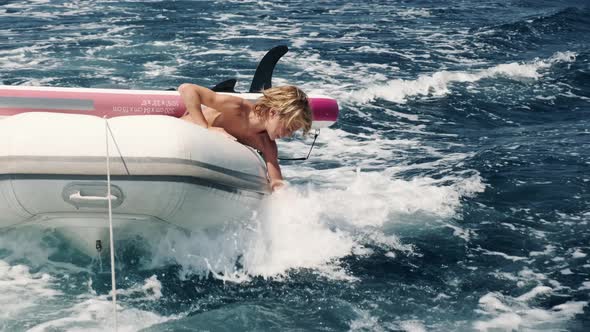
[0,46,339,256]
[0,83,338,256]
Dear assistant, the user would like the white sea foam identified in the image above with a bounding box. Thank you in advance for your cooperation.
[0,232,174,330]
[2,0,110,20]
[0,228,56,266]
[143,61,178,78]
[350,45,398,54]
[26,297,174,332]
[397,8,432,18]
[398,320,427,332]
[474,290,587,331]
[349,308,390,332]
[309,170,482,227]
[0,44,61,71]
[350,52,577,104]
[572,248,587,258]
[147,188,362,282]
[143,123,485,282]
[23,274,178,332]
[529,244,556,257]
[518,267,549,282]
[516,286,552,302]
[146,152,483,282]
[0,260,60,319]
[113,275,163,301]
[161,126,476,282]
[480,249,528,262]
[560,268,574,275]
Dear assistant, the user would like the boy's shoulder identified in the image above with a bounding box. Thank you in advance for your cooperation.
[240,131,277,160]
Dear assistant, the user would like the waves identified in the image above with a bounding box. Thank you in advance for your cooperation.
[474,289,587,331]
[348,51,577,105]
[474,6,590,42]
[0,260,60,322]
[1,0,590,331]
[142,166,484,282]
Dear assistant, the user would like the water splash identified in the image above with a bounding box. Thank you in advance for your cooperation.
[350,51,577,104]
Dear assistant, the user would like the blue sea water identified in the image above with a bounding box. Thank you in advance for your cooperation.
[1,0,589,331]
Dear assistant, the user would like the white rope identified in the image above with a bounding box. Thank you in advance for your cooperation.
[104,116,118,331]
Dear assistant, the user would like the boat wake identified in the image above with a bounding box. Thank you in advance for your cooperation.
[142,165,484,282]
[349,51,577,105]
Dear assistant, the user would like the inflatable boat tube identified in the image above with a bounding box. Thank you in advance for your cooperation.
[0,85,339,256]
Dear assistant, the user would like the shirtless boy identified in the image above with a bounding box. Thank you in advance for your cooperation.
[178,83,312,192]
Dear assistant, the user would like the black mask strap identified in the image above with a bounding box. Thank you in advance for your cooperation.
[279,129,320,161]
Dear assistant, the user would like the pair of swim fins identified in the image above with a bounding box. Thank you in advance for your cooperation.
[210,45,289,93]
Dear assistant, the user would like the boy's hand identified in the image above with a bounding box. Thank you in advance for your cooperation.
[208,127,237,141]
[271,179,286,192]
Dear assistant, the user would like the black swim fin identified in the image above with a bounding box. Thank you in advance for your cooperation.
[210,78,237,93]
[174,45,288,94]
[249,45,289,93]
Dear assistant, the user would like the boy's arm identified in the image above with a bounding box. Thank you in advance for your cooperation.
[262,140,285,192]
[177,83,243,127]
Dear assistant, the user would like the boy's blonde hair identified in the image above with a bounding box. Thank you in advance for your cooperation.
[254,85,312,134]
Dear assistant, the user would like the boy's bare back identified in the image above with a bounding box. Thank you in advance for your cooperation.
[180,98,273,155]
[178,83,310,191]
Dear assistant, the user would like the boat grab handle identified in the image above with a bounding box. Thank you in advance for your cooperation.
[69,191,118,202]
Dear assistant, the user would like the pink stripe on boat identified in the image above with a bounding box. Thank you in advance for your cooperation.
[0,86,339,125]
[0,88,187,117]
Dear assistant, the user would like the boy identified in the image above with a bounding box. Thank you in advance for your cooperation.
[178,83,312,192]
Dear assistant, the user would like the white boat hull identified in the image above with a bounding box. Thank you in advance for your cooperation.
[0,112,268,256]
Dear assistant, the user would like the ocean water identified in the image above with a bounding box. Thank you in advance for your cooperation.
[1,0,589,331]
